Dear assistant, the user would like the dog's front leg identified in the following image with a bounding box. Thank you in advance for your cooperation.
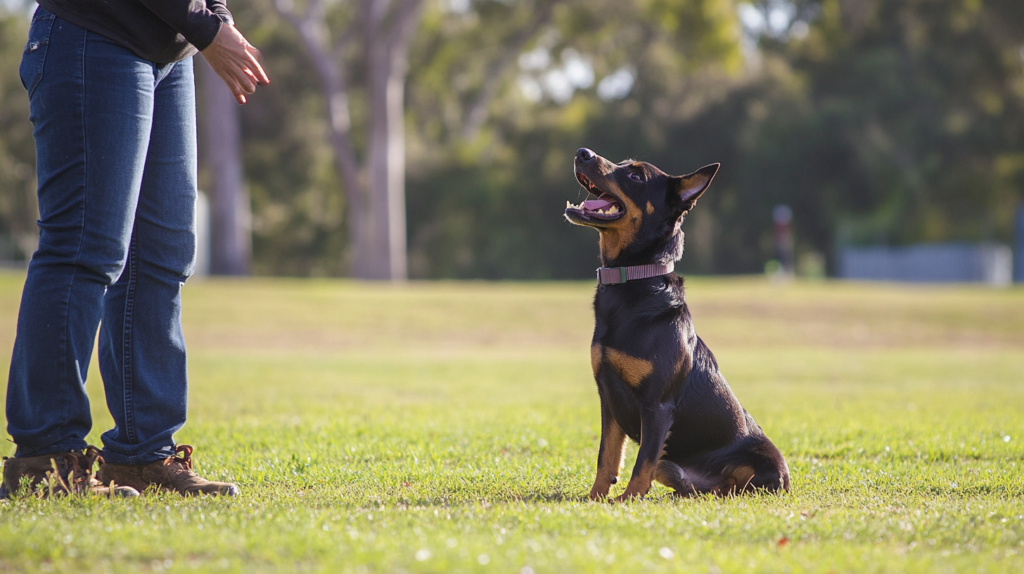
[589,397,626,501]
[616,404,673,501]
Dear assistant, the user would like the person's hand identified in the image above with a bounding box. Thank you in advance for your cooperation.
[201,23,270,104]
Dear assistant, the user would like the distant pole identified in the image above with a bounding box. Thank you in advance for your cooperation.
[1015,204,1024,283]
[773,204,795,276]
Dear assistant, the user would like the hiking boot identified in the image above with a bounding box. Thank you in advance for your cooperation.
[96,444,239,497]
[1,447,140,498]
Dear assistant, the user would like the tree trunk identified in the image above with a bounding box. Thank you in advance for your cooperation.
[354,0,419,280]
[275,0,421,281]
[384,66,409,281]
[271,0,557,279]
[198,57,251,275]
[356,0,391,279]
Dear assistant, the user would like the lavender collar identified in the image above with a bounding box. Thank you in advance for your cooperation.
[596,262,675,285]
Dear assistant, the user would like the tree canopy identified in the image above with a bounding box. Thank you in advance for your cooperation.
[1,0,1022,277]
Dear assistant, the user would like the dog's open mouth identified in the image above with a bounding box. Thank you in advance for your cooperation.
[566,172,625,221]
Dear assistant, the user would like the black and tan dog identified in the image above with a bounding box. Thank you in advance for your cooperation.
[565,148,789,501]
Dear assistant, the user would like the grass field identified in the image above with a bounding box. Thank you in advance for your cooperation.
[1,270,1022,573]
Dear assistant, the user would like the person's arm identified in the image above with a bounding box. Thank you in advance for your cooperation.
[136,0,270,104]
[136,0,227,51]
[206,0,233,26]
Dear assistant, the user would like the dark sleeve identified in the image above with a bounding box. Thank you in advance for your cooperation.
[206,0,234,25]
[137,0,234,51]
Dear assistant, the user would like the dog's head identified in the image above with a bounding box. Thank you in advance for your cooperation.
[564,148,719,266]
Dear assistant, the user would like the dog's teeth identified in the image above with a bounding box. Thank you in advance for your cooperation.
[608,206,619,214]
[566,200,571,208]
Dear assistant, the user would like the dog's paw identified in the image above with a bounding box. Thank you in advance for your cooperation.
[613,485,649,502]
[589,475,618,501]
[613,492,642,503]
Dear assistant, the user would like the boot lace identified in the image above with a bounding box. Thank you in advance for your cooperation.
[80,446,103,475]
[167,444,196,474]
[46,446,103,494]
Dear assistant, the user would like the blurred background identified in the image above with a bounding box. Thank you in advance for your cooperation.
[2,0,1024,282]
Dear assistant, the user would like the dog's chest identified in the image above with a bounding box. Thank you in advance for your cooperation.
[591,287,691,400]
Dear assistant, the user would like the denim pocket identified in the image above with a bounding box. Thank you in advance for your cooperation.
[19,8,56,97]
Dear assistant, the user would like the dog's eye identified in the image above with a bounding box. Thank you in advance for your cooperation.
[629,172,644,182]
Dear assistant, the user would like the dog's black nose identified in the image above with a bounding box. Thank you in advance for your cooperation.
[577,148,595,162]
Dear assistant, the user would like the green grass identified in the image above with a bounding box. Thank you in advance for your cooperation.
[1,271,1022,573]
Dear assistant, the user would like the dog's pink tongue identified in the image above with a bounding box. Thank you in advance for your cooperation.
[582,198,613,211]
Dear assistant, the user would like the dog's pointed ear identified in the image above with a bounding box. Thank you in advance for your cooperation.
[672,163,720,212]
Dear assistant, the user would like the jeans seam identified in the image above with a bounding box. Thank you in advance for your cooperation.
[56,26,91,444]
[122,227,139,444]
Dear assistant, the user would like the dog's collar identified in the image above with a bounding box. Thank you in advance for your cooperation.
[596,262,675,285]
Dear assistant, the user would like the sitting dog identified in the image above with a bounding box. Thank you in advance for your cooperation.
[565,148,789,501]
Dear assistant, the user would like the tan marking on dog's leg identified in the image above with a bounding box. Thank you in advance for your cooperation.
[604,348,653,387]
[589,420,626,501]
[616,460,657,501]
[590,344,603,376]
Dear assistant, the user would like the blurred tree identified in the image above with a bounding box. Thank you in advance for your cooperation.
[0,8,37,264]
[404,0,746,278]
[198,58,251,275]
[272,0,425,280]
[222,3,350,277]
[268,0,567,280]
[12,0,1024,278]
[728,0,1024,271]
[403,0,1024,278]
[208,0,751,279]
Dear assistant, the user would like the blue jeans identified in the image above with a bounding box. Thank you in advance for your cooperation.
[6,8,197,465]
